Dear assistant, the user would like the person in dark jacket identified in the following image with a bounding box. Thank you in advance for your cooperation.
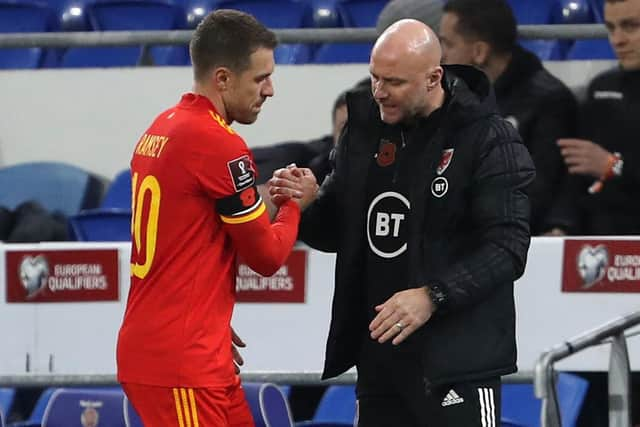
[548,0,640,235]
[269,19,535,427]
[438,0,576,235]
[253,90,348,186]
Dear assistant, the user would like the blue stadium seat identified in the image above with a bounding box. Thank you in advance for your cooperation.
[60,0,185,67]
[40,388,126,427]
[0,389,15,422]
[69,169,132,241]
[566,38,616,60]
[507,0,555,24]
[243,382,294,427]
[275,43,312,64]
[9,387,56,427]
[123,396,142,427]
[551,0,595,24]
[588,0,604,22]
[501,372,589,427]
[0,1,54,69]
[216,0,307,28]
[69,209,132,241]
[0,162,103,217]
[215,0,310,64]
[184,0,218,28]
[313,42,372,63]
[336,0,386,27]
[297,385,356,426]
[519,39,567,60]
[101,169,132,208]
[305,0,342,28]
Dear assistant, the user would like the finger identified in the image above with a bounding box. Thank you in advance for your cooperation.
[568,165,589,175]
[274,168,301,182]
[371,312,403,340]
[232,329,246,347]
[232,346,244,365]
[286,163,297,169]
[563,155,586,167]
[234,362,240,374]
[369,304,393,331]
[376,318,406,344]
[271,187,304,199]
[392,323,416,345]
[271,194,290,206]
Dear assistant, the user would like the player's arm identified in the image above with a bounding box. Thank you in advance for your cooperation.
[218,184,300,276]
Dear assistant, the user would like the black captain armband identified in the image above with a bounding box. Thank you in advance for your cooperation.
[217,186,265,225]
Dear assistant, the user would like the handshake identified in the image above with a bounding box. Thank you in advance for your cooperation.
[267,163,319,210]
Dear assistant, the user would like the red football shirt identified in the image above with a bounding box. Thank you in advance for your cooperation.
[117,93,300,387]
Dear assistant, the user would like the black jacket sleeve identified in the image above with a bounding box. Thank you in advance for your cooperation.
[430,124,536,311]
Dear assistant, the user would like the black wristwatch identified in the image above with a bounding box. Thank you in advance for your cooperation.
[426,284,448,310]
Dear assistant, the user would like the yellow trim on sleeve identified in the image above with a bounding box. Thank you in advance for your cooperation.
[220,201,266,224]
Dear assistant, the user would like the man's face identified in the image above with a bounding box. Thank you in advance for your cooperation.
[439,12,477,65]
[369,49,430,125]
[605,0,640,70]
[332,104,348,145]
[225,47,275,124]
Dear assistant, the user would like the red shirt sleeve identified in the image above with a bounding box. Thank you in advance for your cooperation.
[192,125,300,276]
[223,200,300,276]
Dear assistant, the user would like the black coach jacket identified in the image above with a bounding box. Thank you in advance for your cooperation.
[494,45,577,235]
[299,65,536,386]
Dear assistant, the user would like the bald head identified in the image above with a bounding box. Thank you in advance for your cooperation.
[372,19,442,68]
[369,19,445,124]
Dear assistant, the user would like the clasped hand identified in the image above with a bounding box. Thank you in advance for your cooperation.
[268,164,318,209]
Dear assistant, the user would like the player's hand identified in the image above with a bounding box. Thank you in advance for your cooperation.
[293,168,319,210]
[268,164,303,206]
[557,138,612,178]
[369,287,435,345]
[231,326,246,374]
[268,165,318,209]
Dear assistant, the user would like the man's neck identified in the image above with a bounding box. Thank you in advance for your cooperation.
[193,82,230,124]
[482,51,512,83]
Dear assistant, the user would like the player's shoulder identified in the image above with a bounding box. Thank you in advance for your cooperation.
[165,108,249,157]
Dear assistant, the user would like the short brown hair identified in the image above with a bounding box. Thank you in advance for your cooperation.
[189,9,278,81]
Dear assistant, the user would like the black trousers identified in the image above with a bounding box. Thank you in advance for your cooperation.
[356,342,501,427]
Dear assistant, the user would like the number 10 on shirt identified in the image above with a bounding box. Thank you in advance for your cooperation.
[130,172,161,279]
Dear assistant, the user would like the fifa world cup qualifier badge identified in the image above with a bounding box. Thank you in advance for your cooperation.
[431,148,454,198]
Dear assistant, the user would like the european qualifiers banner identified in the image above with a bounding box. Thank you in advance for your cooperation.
[6,249,119,303]
[236,249,307,303]
[562,239,640,293]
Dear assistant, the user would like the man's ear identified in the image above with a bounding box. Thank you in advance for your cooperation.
[214,67,231,91]
[471,40,491,67]
[427,66,444,90]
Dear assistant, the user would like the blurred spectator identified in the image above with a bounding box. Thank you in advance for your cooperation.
[253,90,348,185]
[376,0,444,33]
[439,0,577,235]
[0,201,68,242]
[547,0,640,235]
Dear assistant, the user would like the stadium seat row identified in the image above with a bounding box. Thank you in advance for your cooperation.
[0,0,616,68]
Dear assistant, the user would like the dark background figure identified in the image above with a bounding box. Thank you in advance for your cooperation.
[439,0,577,235]
[547,0,640,235]
[253,90,348,186]
[376,0,445,33]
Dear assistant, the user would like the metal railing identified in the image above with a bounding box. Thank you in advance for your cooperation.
[0,370,534,387]
[0,24,609,49]
[534,311,640,427]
